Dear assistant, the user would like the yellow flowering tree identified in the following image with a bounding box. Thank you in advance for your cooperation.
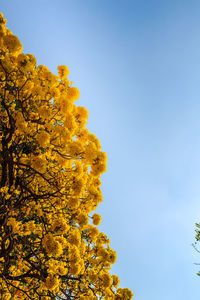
[0,13,133,300]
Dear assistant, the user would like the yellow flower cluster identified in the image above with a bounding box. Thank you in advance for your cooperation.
[92,213,102,225]
[44,274,60,291]
[51,218,69,235]
[0,12,133,300]
[116,288,134,299]
[42,233,63,257]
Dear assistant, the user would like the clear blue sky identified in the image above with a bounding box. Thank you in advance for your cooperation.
[2,1,200,299]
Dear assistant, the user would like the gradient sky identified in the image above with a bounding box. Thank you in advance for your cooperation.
[2,1,200,299]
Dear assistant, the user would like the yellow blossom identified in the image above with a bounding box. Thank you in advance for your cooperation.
[92,213,102,226]
[77,212,89,227]
[57,65,70,78]
[44,274,59,291]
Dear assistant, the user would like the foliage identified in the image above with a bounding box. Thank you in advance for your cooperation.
[0,13,133,300]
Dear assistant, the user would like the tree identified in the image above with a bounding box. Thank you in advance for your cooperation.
[0,13,133,300]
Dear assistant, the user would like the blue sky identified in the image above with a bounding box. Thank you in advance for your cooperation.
[2,1,200,299]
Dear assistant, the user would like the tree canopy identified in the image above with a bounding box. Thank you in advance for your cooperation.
[0,13,133,300]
